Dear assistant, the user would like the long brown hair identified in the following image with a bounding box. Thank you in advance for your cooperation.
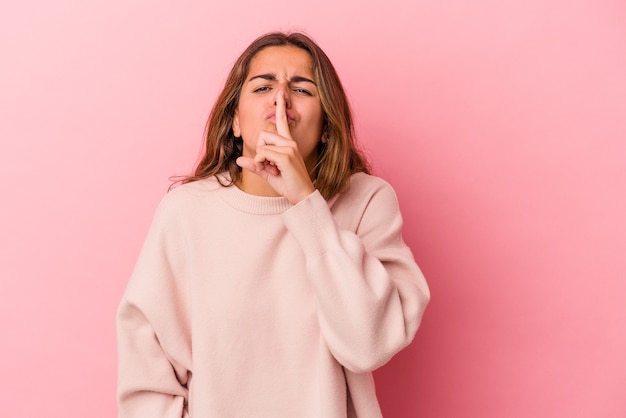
[178,31,370,200]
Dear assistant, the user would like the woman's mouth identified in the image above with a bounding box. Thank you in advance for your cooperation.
[266,111,296,123]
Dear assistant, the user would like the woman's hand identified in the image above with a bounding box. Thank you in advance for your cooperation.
[236,92,316,205]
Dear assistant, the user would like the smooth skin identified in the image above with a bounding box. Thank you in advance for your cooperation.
[234,46,325,205]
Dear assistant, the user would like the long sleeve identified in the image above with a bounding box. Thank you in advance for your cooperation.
[282,177,430,373]
[116,194,192,418]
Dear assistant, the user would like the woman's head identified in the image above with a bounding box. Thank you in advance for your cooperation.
[233,44,325,177]
[183,31,369,199]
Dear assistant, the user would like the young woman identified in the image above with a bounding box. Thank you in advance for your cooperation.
[117,31,430,418]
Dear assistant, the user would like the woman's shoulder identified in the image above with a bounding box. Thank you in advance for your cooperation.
[347,172,393,191]
[330,172,400,216]
[328,173,403,233]
[155,176,224,217]
[169,176,223,197]
[338,172,398,203]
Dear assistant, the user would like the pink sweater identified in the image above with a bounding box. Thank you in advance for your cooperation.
[117,172,430,417]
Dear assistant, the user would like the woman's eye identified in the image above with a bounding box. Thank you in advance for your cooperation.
[293,88,312,96]
[253,86,270,93]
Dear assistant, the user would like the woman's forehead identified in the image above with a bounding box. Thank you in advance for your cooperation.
[247,46,314,78]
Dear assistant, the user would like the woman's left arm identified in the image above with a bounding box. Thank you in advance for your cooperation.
[282,179,430,373]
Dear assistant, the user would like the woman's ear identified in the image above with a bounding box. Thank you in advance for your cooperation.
[232,110,241,137]
[321,120,329,143]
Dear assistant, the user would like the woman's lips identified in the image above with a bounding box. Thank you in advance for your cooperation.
[266,111,296,123]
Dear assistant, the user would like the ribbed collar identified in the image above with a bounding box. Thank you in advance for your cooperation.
[216,183,293,215]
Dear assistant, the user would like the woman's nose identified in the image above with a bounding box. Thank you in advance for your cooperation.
[274,85,292,108]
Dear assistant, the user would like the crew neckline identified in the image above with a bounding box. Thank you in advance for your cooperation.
[216,182,293,215]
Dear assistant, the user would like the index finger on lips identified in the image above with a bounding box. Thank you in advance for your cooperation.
[275,91,291,139]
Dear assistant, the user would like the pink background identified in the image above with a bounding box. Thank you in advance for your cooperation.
[1,0,625,417]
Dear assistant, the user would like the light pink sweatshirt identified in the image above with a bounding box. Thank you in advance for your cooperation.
[117,172,430,417]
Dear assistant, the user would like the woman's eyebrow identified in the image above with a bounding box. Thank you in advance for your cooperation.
[290,75,316,85]
[248,73,276,82]
[248,73,316,85]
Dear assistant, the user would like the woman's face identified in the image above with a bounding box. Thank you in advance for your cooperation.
[232,45,324,170]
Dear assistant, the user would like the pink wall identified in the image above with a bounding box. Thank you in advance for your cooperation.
[1,0,624,416]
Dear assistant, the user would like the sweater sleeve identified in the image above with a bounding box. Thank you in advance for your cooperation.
[116,194,192,418]
[281,179,430,373]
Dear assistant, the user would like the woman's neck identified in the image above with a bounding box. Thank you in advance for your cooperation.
[236,170,281,197]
